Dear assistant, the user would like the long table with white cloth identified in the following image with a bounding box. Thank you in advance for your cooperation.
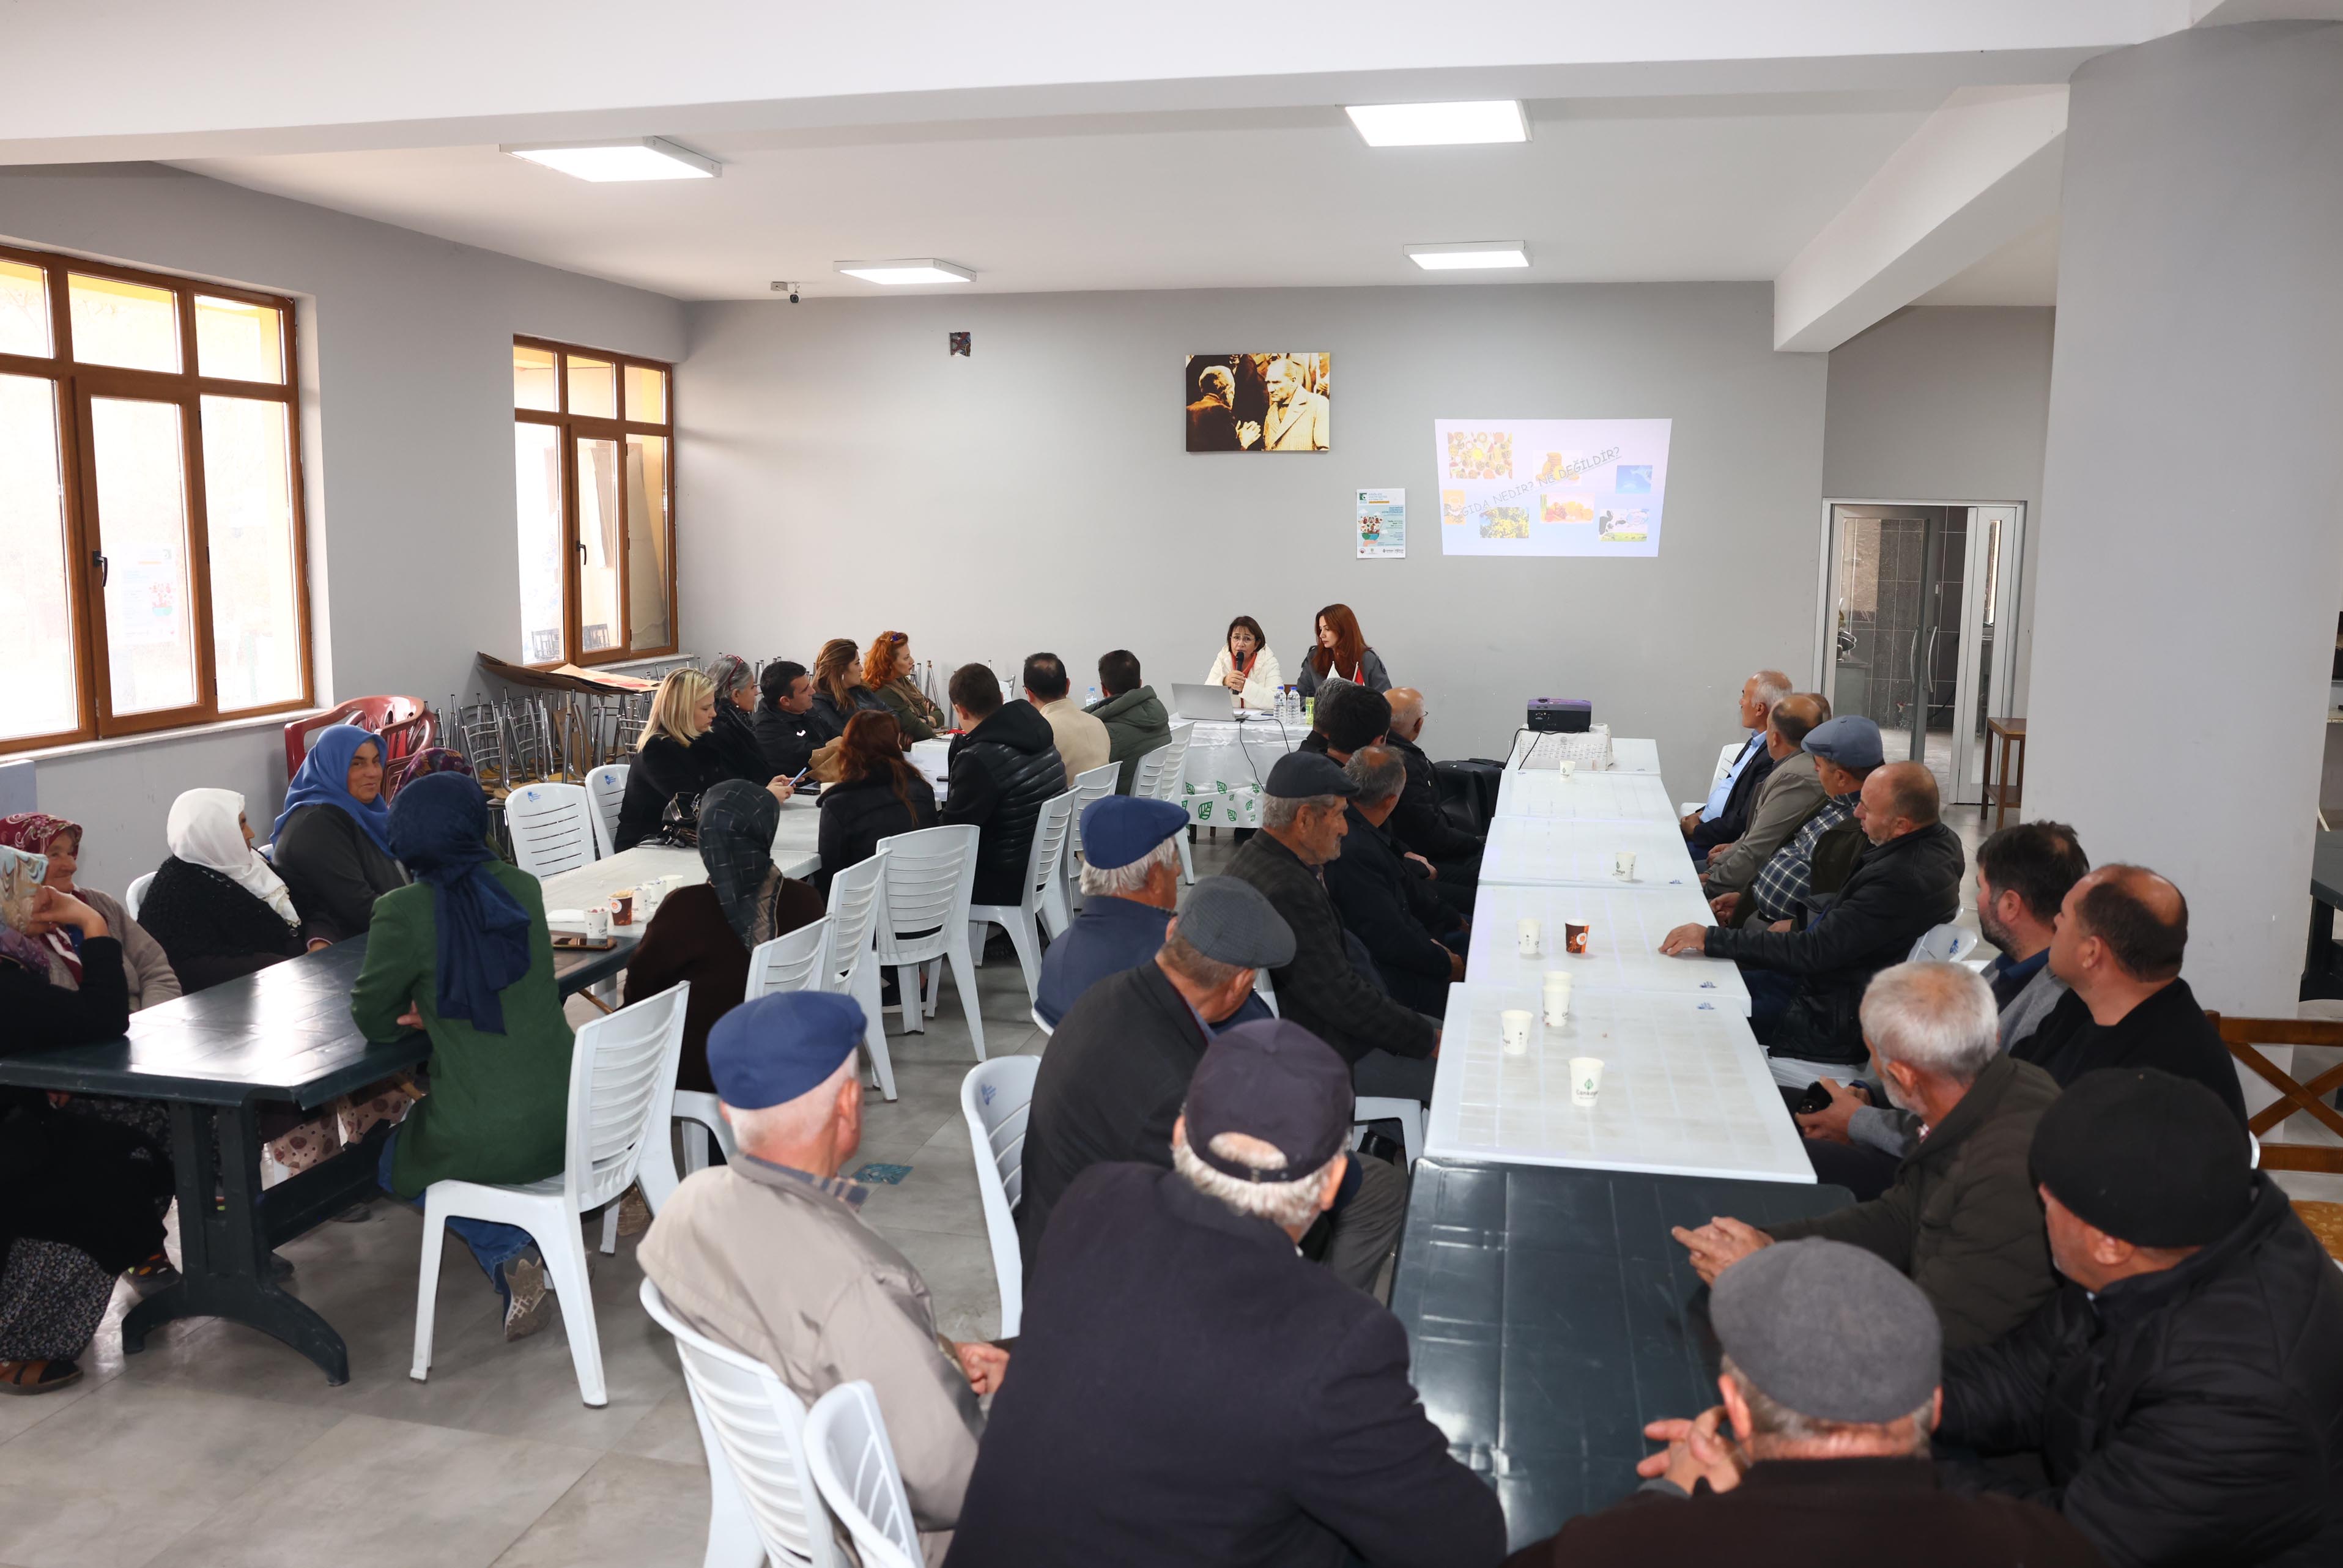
[1427,733,1807,1183]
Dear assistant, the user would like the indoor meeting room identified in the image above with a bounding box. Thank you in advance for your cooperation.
[5,4,2343,1566]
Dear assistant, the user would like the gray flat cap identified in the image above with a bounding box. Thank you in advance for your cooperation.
[1803,715,1884,771]
[1175,876,1295,969]
[1710,1239,1940,1424]
[1265,750,1359,800]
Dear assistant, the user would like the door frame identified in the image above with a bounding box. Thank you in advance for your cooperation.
[1813,498,2028,804]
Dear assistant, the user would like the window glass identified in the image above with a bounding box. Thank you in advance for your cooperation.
[626,434,670,650]
[576,437,623,651]
[88,396,198,715]
[194,296,284,384]
[0,259,50,358]
[514,343,558,411]
[515,423,564,663]
[68,273,180,372]
[624,363,665,424]
[568,355,616,419]
[200,396,303,709]
[0,374,78,741]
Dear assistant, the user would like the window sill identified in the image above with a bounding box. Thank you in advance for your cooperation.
[7,708,324,767]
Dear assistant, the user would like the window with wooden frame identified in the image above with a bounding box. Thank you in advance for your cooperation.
[0,245,313,753]
[513,338,675,667]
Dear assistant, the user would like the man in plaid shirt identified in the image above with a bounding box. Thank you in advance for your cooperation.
[1715,716,1884,931]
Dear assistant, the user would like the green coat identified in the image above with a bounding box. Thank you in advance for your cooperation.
[873,676,945,742]
[352,860,576,1197]
[1084,686,1172,793]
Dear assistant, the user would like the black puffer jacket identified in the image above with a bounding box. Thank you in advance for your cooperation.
[1702,821,1963,1063]
[815,769,938,895]
[1941,1175,2343,1567]
[941,701,1067,906]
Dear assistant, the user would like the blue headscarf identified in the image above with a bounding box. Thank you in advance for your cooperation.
[273,723,394,855]
[387,773,533,1035]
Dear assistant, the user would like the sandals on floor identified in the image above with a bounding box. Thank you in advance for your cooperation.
[0,1359,83,1395]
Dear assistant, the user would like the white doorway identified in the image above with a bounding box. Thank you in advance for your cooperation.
[1814,501,2024,806]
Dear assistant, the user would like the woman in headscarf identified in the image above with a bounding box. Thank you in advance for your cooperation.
[138,790,320,994]
[272,724,408,941]
[701,654,778,785]
[0,813,179,1010]
[864,631,947,742]
[623,778,827,1095]
[0,845,176,1396]
[350,772,574,1341]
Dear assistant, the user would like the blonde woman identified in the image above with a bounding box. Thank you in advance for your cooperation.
[863,630,947,741]
[614,668,787,850]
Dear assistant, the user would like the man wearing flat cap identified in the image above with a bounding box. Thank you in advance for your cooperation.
[1938,1068,2343,1567]
[1722,713,1884,932]
[1230,750,1442,1106]
[1505,1239,2097,1565]
[948,1022,1506,1568]
[1020,876,1405,1293]
[642,991,1002,1562]
[1034,796,1270,1030]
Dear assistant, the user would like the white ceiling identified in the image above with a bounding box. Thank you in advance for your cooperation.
[176,94,1952,301]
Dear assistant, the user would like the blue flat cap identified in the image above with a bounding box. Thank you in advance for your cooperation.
[1080,794,1190,870]
[707,991,866,1110]
[1804,714,1884,771]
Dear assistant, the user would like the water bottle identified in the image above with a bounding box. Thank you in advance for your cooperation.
[1086,684,1100,709]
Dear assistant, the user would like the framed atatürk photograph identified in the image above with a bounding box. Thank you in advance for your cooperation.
[1185,353,1330,451]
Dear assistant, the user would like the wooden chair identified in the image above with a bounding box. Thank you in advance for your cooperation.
[2212,1014,2343,1172]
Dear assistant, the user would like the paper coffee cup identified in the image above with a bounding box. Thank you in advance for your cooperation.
[1558,760,1576,780]
[583,907,611,941]
[1565,922,1591,955]
[1500,1009,1533,1055]
[1615,851,1637,880]
[1516,917,1541,956]
[1570,1056,1605,1102]
[1542,972,1572,1025]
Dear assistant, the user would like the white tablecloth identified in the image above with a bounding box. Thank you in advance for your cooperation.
[1426,984,1812,1182]
[1465,882,1749,1015]
[539,801,821,931]
[1493,769,1677,824]
[1479,816,1701,890]
[1174,716,1300,827]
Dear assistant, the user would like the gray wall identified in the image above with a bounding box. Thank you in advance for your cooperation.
[678,283,1826,794]
[1,163,686,891]
[1823,305,2056,713]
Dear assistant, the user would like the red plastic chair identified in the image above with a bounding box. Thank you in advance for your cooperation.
[285,697,439,795]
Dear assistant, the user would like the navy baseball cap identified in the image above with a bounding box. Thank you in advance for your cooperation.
[1264,751,1360,800]
[1183,1020,1353,1182]
[1079,794,1190,870]
[707,991,866,1110]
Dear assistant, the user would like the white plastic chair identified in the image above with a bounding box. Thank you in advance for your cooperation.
[585,763,629,859]
[1353,1096,1423,1166]
[873,825,986,1061]
[804,1381,923,1568]
[1908,923,1983,964]
[506,781,598,878]
[968,791,1076,1004]
[124,871,155,922]
[1135,725,1196,882]
[962,1054,1040,1339]
[1057,760,1123,919]
[639,1276,843,1568]
[412,980,687,1407]
[1032,1006,1053,1035]
[662,919,835,1192]
[823,853,895,1101]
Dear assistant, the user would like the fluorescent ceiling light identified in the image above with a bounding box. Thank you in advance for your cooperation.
[1405,242,1531,271]
[833,259,975,286]
[502,137,720,182]
[1346,100,1527,147]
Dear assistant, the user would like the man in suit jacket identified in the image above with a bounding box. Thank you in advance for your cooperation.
[1383,688,1484,881]
[1259,354,1330,451]
[1682,670,1790,859]
[1322,746,1465,1018]
[947,1023,1506,1568]
[1700,695,1828,898]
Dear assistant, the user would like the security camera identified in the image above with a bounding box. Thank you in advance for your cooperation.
[769,280,802,303]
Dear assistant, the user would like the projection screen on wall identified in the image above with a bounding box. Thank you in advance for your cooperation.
[1434,418,1673,557]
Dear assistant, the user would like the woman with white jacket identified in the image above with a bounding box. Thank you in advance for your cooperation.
[1205,615,1284,710]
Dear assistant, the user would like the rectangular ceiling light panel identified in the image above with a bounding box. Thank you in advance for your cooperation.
[503,137,720,182]
[1405,242,1531,271]
[832,260,975,286]
[1346,100,1527,147]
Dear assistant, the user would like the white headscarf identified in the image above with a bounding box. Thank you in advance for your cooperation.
[168,788,301,928]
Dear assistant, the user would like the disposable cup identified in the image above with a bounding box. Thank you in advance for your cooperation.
[1565,922,1591,955]
[583,907,611,941]
[1516,918,1541,956]
[1500,1010,1533,1054]
[1570,1056,1605,1102]
[1542,972,1572,1025]
[1615,851,1637,880]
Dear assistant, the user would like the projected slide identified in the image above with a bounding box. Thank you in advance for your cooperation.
[1434,418,1673,557]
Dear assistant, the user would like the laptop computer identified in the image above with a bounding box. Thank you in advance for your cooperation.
[1169,682,1239,720]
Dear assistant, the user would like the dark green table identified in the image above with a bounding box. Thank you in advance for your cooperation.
[1391,1156,1852,1551]
[0,935,619,1385]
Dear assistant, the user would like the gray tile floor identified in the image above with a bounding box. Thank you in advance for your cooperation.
[7,819,2336,1567]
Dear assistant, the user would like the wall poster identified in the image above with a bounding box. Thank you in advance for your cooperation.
[1356,488,1405,558]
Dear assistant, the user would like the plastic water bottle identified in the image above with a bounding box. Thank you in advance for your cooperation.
[1086,684,1100,708]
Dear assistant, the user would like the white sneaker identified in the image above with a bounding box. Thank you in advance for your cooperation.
[502,1257,552,1341]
